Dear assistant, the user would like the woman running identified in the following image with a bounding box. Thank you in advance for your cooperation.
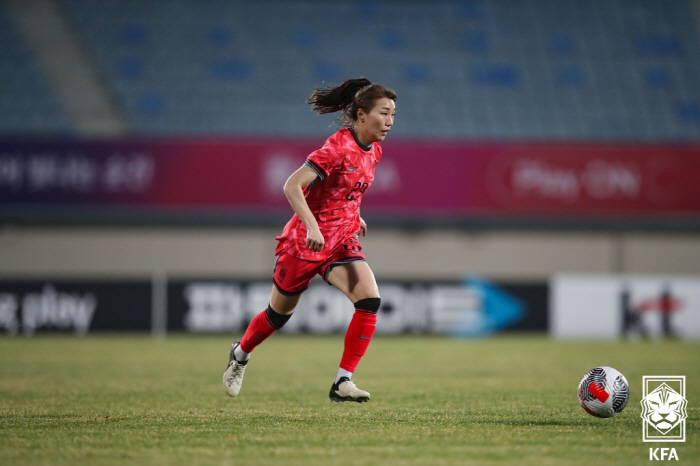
[223,77,396,403]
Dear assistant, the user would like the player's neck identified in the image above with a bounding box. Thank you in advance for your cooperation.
[350,125,373,150]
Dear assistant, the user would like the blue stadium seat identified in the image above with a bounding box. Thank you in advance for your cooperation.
[461,31,490,53]
[678,101,700,123]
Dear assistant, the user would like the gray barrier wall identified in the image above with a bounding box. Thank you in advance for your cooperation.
[1,226,700,280]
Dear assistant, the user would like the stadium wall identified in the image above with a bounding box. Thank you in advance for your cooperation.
[1,226,700,280]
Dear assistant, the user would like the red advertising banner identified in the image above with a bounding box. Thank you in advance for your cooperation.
[1,138,699,221]
[464,143,700,215]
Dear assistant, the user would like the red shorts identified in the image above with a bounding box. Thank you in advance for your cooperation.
[272,236,366,295]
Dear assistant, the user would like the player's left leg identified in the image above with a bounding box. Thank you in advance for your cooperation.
[327,261,380,403]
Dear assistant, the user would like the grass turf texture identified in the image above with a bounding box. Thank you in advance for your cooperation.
[1,334,697,466]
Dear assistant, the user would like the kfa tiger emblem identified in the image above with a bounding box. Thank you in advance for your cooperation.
[641,381,687,439]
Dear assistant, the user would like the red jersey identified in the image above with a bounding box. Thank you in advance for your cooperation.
[276,127,382,261]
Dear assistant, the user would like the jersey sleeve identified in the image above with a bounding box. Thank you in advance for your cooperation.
[304,133,343,180]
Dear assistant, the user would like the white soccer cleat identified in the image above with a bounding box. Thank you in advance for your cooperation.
[223,342,248,397]
[329,377,370,403]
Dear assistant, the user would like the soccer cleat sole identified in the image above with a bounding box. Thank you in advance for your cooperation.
[329,389,370,403]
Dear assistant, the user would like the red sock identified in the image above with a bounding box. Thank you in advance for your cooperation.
[339,310,377,372]
[240,308,286,353]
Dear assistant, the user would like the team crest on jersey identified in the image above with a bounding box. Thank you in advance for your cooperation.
[277,265,287,284]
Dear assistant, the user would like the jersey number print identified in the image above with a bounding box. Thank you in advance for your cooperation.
[346,182,369,201]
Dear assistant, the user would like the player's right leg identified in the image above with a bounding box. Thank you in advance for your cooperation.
[223,290,299,397]
[224,251,312,397]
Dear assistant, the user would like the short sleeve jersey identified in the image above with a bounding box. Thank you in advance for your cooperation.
[275,127,382,261]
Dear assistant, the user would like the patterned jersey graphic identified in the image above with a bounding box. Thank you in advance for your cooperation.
[276,128,382,261]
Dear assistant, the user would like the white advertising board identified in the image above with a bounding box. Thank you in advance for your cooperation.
[550,274,700,339]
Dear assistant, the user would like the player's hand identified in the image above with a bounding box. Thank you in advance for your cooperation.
[306,227,325,252]
[359,217,367,237]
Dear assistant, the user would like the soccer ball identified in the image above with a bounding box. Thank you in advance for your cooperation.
[577,366,629,418]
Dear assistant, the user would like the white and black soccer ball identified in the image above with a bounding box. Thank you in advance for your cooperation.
[577,366,629,418]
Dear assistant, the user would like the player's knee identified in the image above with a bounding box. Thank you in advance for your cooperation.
[354,297,381,313]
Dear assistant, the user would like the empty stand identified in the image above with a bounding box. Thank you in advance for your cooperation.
[5,0,700,140]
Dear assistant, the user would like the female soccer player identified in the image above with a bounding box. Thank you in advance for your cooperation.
[223,77,396,403]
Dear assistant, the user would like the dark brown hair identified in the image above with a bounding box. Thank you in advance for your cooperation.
[308,77,396,127]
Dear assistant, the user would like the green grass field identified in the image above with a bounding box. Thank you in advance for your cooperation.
[1,334,697,466]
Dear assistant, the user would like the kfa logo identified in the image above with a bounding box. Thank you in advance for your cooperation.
[641,376,687,461]
[649,448,679,461]
[641,376,687,442]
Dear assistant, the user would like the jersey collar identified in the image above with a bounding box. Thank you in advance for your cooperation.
[349,125,372,151]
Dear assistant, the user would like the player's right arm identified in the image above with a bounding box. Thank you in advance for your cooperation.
[283,164,325,252]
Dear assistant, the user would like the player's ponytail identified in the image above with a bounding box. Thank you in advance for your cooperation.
[308,77,396,127]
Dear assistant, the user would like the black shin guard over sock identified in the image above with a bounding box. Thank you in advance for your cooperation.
[265,304,292,329]
[354,297,381,313]
[240,304,292,353]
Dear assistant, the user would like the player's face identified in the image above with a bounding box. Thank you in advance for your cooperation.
[359,98,395,143]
